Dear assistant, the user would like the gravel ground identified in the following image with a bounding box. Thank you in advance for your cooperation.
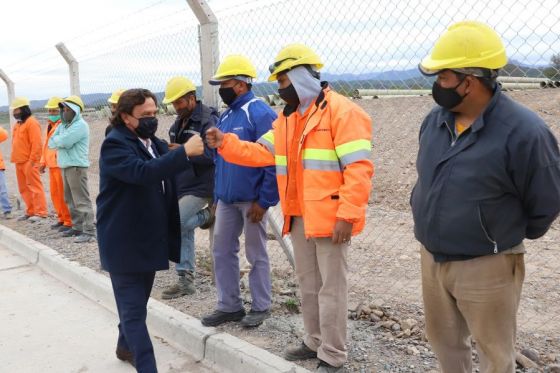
[1,88,560,372]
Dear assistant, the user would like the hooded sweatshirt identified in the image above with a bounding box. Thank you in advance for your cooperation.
[48,102,90,168]
[287,66,322,115]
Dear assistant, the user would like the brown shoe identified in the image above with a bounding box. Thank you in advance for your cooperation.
[284,342,317,361]
[116,346,135,367]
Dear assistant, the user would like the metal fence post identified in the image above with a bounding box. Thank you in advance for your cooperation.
[55,43,80,97]
[0,69,16,129]
[186,0,220,110]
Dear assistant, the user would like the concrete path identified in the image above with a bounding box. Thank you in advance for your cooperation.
[0,244,214,373]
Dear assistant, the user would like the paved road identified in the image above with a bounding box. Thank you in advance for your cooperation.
[0,244,213,373]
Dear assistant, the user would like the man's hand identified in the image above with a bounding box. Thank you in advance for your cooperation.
[247,202,266,223]
[168,142,181,150]
[332,220,353,245]
[39,165,46,174]
[205,127,225,149]
[183,135,204,157]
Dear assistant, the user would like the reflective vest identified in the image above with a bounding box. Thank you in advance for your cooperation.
[41,119,62,169]
[219,85,374,238]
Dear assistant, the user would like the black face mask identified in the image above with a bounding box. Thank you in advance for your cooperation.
[62,110,75,124]
[135,116,158,139]
[219,87,238,106]
[278,84,300,108]
[432,78,468,110]
[14,106,32,122]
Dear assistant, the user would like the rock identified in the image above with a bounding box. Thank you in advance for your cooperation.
[516,351,539,369]
[350,312,357,320]
[521,348,540,364]
[548,364,560,373]
[406,346,420,356]
[369,299,385,309]
[263,318,292,333]
[348,301,362,312]
[403,329,412,337]
[546,354,557,363]
[381,321,395,329]
[279,288,296,296]
[400,318,418,331]
[370,313,381,322]
[357,304,371,316]
[391,323,401,332]
[372,309,384,318]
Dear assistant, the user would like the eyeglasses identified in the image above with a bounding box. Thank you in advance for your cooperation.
[268,57,298,74]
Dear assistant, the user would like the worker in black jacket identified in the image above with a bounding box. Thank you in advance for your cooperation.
[412,21,560,373]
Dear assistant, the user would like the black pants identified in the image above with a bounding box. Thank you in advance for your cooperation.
[110,272,156,373]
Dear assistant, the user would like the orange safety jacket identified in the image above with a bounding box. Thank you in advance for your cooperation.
[11,116,43,164]
[0,127,8,170]
[218,85,374,238]
[40,119,62,169]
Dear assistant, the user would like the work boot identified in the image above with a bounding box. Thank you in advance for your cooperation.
[2,211,12,220]
[17,215,31,221]
[240,309,270,328]
[115,346,135,367]
[199,206,215,230]
[201,309,246,327]
[58,225,72,233]
[317,360,344,372]
[74,233,96,243]
[51,222,64,229]
[285,342,317,361]
[161,272,196,299]
[62,228,81,237]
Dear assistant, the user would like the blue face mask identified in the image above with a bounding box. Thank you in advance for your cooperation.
[48,114,61,122]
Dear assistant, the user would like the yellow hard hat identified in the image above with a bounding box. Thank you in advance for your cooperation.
[107,89,126,104]
[268,43,323,82]
[419,21,507,75]
[62,95,85,111]
[44,96,63,109]
[209,55,257,85]
[162,77,196,104]
[10,97,30,109]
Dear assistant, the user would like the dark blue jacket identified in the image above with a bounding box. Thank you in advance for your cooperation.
[214,91,279,209]
[96,125,190,273]
[412,86,560,262]
[168,101,218,199]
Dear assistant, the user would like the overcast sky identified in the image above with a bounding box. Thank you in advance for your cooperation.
[1,0,559,106]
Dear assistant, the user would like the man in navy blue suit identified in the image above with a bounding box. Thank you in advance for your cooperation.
[96,89,204,372]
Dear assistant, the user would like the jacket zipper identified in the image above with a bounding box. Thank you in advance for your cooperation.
[443,121,460,147]
[477,205,498,254]
[299,105,321,146]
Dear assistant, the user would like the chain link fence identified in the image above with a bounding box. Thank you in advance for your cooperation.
[1,0,560,346]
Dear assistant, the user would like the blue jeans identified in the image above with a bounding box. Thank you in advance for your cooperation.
[175,195,210,274]
[0,170,12,213]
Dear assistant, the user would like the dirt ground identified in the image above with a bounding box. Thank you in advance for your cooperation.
[1,88,559,372]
